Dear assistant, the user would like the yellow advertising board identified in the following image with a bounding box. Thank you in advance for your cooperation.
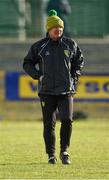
[19,75,38,98]
[5,72,109,101]
[0,71,5,101]
[75,75,109,100]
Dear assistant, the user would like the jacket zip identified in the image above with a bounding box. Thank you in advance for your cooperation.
[51,45,56,91]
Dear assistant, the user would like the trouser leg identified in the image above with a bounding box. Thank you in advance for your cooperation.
[40,95,57,156]
[58,94,73,152]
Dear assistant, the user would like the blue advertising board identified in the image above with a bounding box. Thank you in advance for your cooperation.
[5,72,38,101]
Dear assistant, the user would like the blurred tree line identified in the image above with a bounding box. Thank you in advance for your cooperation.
[0,0,109,39]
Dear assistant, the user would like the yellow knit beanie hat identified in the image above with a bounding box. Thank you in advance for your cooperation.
[46,9,64,32]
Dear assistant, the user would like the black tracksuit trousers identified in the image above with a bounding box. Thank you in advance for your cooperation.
[39,94,73,156]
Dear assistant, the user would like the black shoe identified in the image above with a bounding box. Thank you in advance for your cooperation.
[60,152,71,165]
[48,156,57,164]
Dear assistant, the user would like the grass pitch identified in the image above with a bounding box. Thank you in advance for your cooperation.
[0,119,109,179]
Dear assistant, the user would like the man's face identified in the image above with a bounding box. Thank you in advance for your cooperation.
[49,27,63,40]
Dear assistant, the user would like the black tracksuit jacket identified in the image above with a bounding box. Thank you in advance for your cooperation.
[23,36,84,95]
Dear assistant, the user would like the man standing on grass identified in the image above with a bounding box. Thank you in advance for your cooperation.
[23,9,84,165]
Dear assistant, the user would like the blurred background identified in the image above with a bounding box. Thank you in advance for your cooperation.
[0,0,109,121]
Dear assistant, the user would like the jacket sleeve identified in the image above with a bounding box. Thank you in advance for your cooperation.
[23,44,42,80]
[71,42,84,83]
